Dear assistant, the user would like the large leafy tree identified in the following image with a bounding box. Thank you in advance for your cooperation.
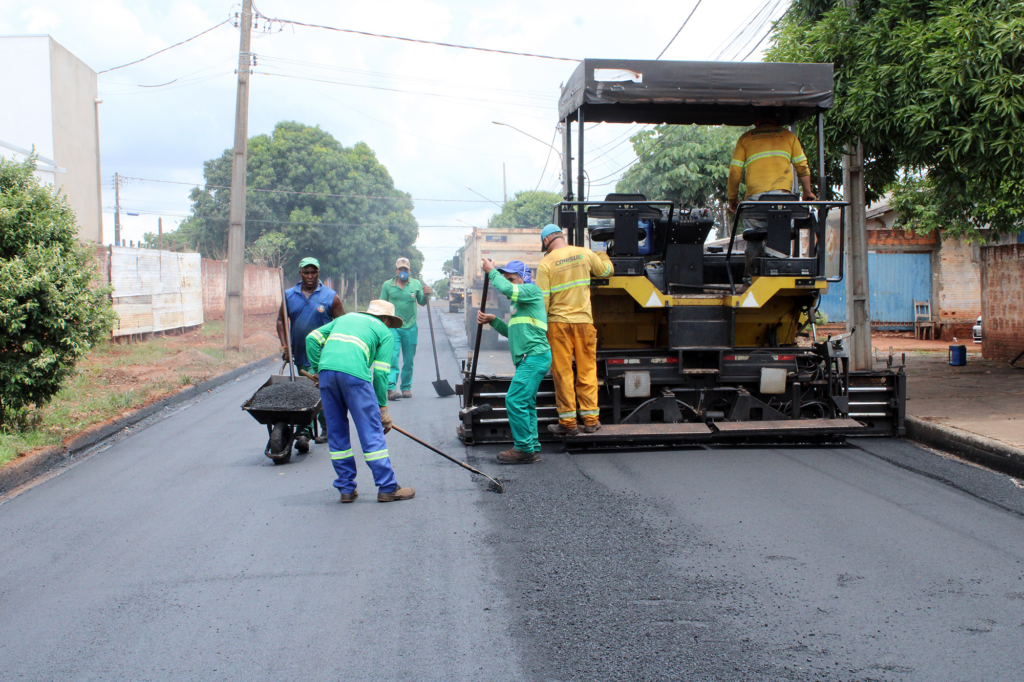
[1,156,116,428]
[616,125,745,237]
[769,0,1024,237]
[487,190,562,229]
[176,121,423,288]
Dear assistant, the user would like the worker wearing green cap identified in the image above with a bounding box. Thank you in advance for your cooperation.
[278,256,346,452]
[379,257,431,400]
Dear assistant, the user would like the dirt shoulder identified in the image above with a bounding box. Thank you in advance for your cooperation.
[1,314,282,468]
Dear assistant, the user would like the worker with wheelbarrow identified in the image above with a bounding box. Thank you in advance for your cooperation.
[477,259,551,464]
[278,256,345,452]
[306,299,416,503]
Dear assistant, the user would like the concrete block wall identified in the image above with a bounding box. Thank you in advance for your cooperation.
[981,244,1024,360]
[937,237,982,339]
[201,259,282,319]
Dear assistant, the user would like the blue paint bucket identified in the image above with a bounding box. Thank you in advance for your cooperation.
[948,345,967,366]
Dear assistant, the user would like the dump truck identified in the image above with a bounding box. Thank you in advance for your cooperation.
[457,59,906,450]
[448,274,465,313]
[461,227,545,350]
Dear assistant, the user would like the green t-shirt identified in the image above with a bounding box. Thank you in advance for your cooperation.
[486,269,550,365]
[306,312,394,406]
[379,277,427,330]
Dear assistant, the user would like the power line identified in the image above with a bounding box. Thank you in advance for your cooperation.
[98,21,229,73]
[656,0,704,59]
[253,13,579,62]
[117,175,496,204]
[102,210,480,230]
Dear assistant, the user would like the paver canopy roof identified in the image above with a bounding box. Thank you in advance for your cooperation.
[558,59,834,126]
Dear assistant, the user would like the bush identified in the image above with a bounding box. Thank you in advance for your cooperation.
[0,156,116,429]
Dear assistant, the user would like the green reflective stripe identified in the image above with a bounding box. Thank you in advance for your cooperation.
[579,410,600,416]
[511,284,520,303]
[327,333,370,359]
[508,316,548,331]
[373,361,390,372]
[792,154,807,164]
[558,410,577,419]
[730,158,745,167]
[309,329,326,344]
[364,449,389,462]
[744,150,793,167]
[540,289,550,297]
[549,278,591,293]
[331,449,354,460]
[599,263,612,277]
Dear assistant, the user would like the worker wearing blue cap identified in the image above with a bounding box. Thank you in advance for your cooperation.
[477,259,551,463]
[277,256,346,451]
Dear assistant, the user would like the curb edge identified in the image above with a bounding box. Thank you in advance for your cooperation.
[904,415,1024,478]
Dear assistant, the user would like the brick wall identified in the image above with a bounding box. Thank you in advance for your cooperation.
[201,259,282,319]
[981,244,1024,360]
[937,236,982,339]
[867,229,937,247]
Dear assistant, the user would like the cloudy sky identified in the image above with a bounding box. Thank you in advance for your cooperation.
[0,0,788,283]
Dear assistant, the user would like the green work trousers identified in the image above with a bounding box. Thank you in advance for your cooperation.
[297,364,328,439]
[389,325,418,391]
[506,350,552,454]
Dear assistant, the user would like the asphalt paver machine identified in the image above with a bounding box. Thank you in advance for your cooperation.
[457,59,906,450]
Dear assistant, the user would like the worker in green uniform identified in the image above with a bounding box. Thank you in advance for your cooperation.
[379,257,431,401]
[476,259,551,464]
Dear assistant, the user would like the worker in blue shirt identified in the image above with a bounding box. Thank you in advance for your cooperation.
[277,256,345,452]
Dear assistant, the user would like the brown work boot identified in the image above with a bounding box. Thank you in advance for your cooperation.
[387,390,402,401]
[377,485,416,502]
[547,422,579,436]
[339,490,359,503]
[582,420,601,434]
[497,448,540,465]
[402,390,412,399]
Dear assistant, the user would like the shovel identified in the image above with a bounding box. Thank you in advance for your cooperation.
[424,295,455,397]
[392,425,503,493]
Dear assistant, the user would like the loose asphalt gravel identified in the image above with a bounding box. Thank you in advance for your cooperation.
[2,305,1023,681]
[247,380,321,411]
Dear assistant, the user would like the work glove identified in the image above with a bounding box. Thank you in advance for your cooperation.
[280,346,291,362]
[380,406,393,434]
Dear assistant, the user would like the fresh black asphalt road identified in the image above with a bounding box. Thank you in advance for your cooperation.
[2,305,1023,681]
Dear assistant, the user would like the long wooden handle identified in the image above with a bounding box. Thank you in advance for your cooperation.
[425,294,442,381]
[392,425,503,493]
[279,270,297,381]
[465,273,489,408]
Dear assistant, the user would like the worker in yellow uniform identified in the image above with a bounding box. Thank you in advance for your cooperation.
[536,224,612,436]
[727,119,817,282]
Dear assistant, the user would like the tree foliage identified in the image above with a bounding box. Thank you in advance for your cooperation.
[443,246,465,276]
[769,0,1024,237]
[432,277,450,299]
[245,231,294,269]
[486,190,562,229]
[0,156,116,428]
[175,120,423,288]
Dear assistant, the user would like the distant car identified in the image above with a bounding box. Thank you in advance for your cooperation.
[973,316,982,344]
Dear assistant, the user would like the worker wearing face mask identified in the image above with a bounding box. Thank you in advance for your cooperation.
[379,257,431,401]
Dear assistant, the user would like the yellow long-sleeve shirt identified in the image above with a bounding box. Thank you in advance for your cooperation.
[727,126,811,203]
[536,245,613,324]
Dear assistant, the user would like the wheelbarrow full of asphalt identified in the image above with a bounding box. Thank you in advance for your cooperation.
[241,373,322,465]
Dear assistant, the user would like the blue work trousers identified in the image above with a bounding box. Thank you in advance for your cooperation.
[507,351,552,454]
[388,325,418,391]
[318,370,398,494]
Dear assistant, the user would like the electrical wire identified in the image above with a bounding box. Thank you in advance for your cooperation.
[656,0,704,59]
[252,12,579,62]
[98,21,229,73]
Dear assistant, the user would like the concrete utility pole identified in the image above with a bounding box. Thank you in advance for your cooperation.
[113,172,121,247]
[502,162,507,204]
[843,140,872,370]
[158,217,163,252]
[225,0,253,351]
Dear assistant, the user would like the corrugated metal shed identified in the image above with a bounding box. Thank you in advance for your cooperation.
[110,247,203,336]
[818,252,931,329]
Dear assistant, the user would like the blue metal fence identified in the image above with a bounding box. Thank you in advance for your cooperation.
[817,252,931,329]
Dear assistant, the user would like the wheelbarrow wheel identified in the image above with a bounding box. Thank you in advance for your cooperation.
[268,422,293,465]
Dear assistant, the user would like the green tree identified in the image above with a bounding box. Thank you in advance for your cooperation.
[176,120,423,289]
[432,277,450,299]
[769,1,1024,237]
[245,231,294,269]
[443,246,465,276]
[487,190,562,229]
[0,156,116,428]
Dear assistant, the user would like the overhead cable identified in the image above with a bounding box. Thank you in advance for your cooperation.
[98,21,229,73]
[656,0,704,59]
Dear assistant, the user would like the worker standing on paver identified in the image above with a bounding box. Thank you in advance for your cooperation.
[306,300,415,504]
[277,256,345,452]
[727,119,817,283]
[536,224,612,436]
[379,257,431,401]
[477,259,551,464]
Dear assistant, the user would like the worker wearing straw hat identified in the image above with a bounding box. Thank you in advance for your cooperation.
[306,299,416,503]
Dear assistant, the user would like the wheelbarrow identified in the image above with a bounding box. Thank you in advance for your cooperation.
[241,373,322,465]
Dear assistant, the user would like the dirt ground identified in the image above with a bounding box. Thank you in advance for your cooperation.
[1,314,281,466]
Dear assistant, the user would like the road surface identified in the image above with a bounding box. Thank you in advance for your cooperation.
[2,305,1023,681]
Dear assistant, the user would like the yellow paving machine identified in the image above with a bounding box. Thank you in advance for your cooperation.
[457,59,906,450]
